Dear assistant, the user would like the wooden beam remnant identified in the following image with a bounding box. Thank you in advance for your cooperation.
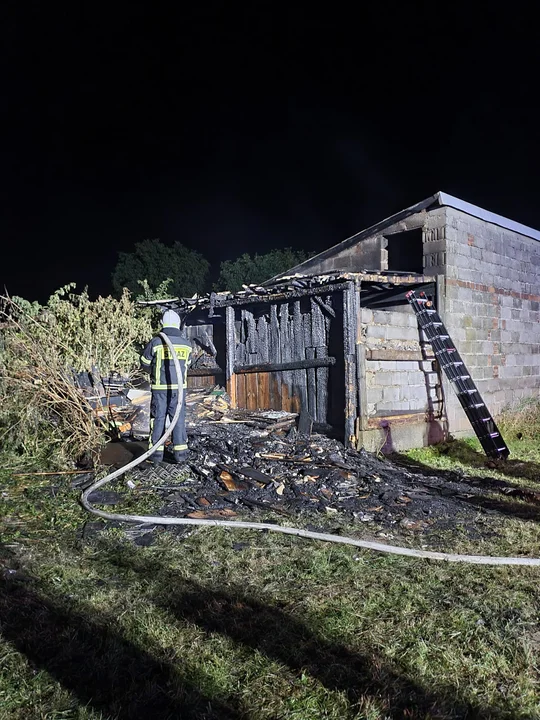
[234,357,336,374]
[225,305,237,408]
[187,367,225,377]
[365,348,436,362]
[356,342,368,433]
[293,300,307,413]
[343,281,358,447]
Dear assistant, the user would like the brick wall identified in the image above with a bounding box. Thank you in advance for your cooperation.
[440,207,540,432]
[360,307,436,417]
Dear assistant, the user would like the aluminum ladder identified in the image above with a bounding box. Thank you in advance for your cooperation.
[406,290,509,459]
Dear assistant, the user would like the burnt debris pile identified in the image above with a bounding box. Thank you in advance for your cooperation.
[122,397,512,535]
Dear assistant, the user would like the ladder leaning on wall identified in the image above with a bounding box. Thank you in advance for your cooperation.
[406,290,510,460]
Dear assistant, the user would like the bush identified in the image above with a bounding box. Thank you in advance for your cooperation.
[498,397,540,441]
[0,286,154,469]
[216,248,312,291]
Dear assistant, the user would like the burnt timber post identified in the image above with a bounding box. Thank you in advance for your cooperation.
[343,281,358,447]
[225,305,237,408]
[355,279,368,446]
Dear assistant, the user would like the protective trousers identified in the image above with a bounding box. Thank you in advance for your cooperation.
[149,389,188,462]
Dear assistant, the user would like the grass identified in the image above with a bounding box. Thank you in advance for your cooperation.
[2,415,540,718]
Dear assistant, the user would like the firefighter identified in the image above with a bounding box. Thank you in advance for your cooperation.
[140,310,192,464]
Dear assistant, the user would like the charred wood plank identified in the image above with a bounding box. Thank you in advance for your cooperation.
[314,295,336,318]
[315,346,329,423]
[303,307,312,348]
[234,357,336,374]
[306,347,316,419]
[280,303,293,410]
[343,282,358,447]
[356,342,368,432]
[212,282,351,308]
[257,316,269,362]
[225,305,237,408]
[293,300,307,413]
[269,304,280,360]
[311,298,325,347]
[268,304,282,407]
[187,367,225,377]
[246,311,257,354]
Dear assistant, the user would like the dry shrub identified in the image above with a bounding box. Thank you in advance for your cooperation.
[497,396,540,441]
[0,286,153,469]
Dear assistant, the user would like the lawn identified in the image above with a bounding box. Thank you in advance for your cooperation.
[2,425,540,719]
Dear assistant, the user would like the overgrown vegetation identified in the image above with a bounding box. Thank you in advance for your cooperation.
[112,241,313,297]
[405,398,540,487]
[0,286,153,469]
[216,247,312,291]
[2,414,540,717]
[112,238,210,299]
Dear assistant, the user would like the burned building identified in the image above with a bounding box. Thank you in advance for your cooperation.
[182,192,540,452]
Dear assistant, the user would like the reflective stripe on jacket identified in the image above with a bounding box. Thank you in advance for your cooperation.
[140,327,192,390]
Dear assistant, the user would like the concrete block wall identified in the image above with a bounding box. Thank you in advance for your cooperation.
[360,307,434,417]
[441,207,540,432]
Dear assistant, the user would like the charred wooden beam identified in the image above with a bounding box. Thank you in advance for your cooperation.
[187,367,225,376]
[356,342,368,433]
[343,281,358,447]
[225,305,237,408]
[293,300,308,413]
[313,295,336,317]
[234,357,336,374]
[212,282,351,308]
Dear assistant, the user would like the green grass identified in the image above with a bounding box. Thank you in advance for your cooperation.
[2,425,540,718]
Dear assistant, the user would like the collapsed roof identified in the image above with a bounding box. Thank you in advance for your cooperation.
[138,269,437,319]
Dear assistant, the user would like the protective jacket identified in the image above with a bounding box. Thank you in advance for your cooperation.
[140,327,192,390]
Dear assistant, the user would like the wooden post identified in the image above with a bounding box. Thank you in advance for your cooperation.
[356,343,368,432]
[355,279,368,440]
[343,281,358,447]
[225,305,237,408]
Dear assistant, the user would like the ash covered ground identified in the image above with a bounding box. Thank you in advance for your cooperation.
[83,402,540,546]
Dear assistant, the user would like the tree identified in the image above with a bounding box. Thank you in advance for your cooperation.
[112,239,210,298]
[216,248,312,291]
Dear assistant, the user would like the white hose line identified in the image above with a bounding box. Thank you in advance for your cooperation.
[81,333,540,567]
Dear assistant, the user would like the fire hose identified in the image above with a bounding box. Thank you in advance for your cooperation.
[82,332,540,567]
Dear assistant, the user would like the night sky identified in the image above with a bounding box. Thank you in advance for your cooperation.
[2,4,539,302]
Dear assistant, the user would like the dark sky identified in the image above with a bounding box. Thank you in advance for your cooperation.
[2,3,539,301]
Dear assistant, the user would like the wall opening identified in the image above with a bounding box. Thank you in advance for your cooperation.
[385,228,424,273]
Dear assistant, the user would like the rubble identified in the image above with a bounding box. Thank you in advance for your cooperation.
[88,389,523,540]
[74,384,540,544]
